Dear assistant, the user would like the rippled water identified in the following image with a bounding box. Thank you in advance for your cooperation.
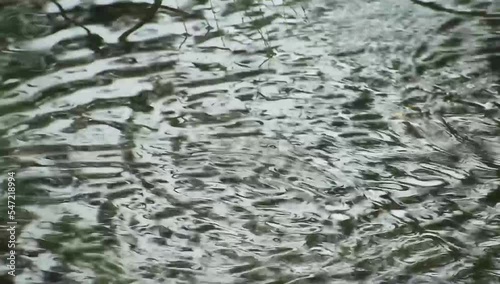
[0,0,499,283]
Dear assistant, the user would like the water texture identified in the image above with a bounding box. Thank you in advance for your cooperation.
[0,0,499,283]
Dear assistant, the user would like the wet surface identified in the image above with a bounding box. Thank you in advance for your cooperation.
[0,0,499,283]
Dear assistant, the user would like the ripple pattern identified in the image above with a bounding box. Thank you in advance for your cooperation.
[0,0,499,283]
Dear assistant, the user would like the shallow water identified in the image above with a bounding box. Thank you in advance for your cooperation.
[0,0,499,283]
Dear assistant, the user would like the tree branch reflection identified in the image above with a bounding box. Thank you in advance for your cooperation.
[50,0,104,52]
[118,0,163,42]
[49,0,197,49]
[409,0,498,18]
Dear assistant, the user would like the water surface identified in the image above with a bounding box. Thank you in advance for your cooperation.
[0,0,499,283]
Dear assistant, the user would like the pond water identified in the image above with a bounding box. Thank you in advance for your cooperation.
[0,0,499,283]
